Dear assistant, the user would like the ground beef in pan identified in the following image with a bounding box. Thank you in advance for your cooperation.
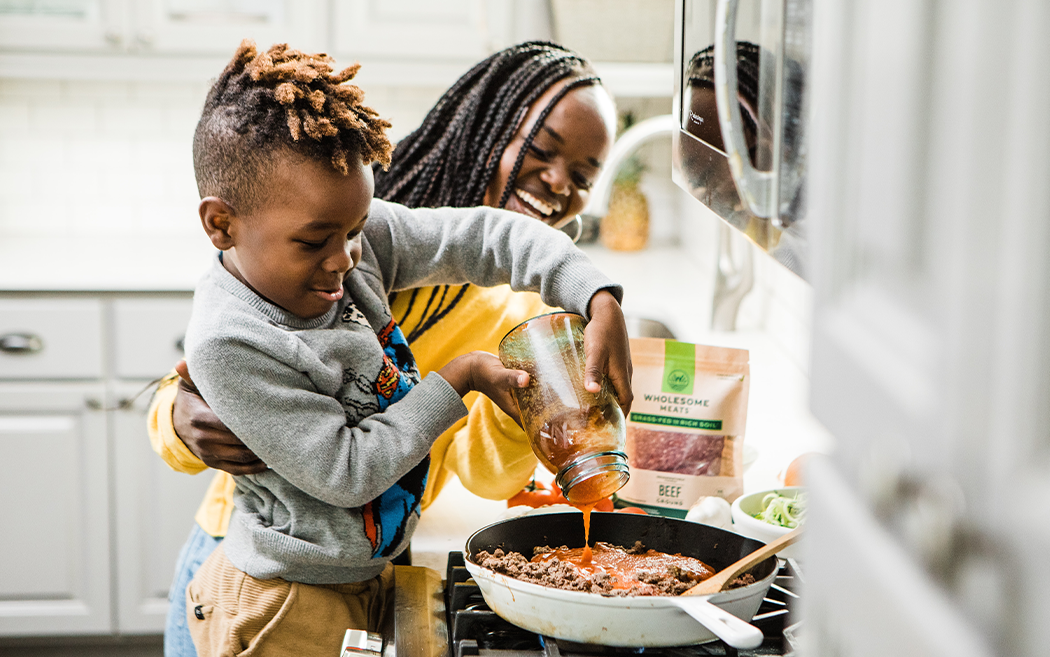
[474,543,757,597]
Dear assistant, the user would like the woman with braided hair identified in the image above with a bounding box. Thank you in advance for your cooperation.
[375,41,615,225]
[150,41,618,657]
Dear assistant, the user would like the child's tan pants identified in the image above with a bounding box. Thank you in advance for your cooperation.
[186,545,393,657]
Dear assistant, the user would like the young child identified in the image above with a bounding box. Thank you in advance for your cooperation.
[181,41,631,657]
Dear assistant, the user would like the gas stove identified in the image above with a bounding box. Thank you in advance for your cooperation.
[440,552,802,657]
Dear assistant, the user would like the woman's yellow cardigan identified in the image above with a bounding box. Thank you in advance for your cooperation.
[147,284,550,537]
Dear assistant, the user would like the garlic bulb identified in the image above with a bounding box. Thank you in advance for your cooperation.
[684,496,732,528]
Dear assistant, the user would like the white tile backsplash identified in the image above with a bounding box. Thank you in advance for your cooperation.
[0,79,63,99]
[48,164,102,199]
[744,233,814,376]
[133,138,189,166]
[63,80,133,101]
[0,78,448,238]
[129,80,210,102]
[67,137,134,166]
[74,201,139,234]
[0,165,32,198]
[0,101,31,135]
[163,105,205,134]
[32,101,101,135]
[100,104,169,137]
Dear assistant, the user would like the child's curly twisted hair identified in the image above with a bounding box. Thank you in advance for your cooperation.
[193,40,392,212]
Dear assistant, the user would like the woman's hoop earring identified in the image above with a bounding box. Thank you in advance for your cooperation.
[568,215,583,243]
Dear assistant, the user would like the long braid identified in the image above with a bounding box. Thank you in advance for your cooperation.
[374,42,601,209]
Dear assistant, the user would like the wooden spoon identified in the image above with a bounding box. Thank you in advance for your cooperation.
[682,527,802,597]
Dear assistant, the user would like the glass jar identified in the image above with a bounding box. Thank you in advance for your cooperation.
[498,312,629,504]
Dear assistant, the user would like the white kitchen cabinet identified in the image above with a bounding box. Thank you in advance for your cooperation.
[0,292,207,639]
[802,0,1050,654]
[129,0,327,56]
[332,0,511,61]
[0,0,494,59]
[0,0,127,53]
[112,380,212,634]
[0,0,527,91]
[111,296,210,635]
[0,298,105,380]
[0,382,112,637]
[111,297,191,379]
[0,0,672,97]
[0,0,325,56]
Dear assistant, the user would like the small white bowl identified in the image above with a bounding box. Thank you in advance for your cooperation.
[730,487,805,559]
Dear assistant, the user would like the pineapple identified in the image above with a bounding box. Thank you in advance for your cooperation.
[600,112,650,251]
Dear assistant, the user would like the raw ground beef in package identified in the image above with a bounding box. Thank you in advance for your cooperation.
[616,338,750,516]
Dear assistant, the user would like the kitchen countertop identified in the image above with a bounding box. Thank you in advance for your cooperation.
[0,234,215,292]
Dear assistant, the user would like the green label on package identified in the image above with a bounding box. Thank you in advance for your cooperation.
[629,412,722,431]
[661,340,695,395]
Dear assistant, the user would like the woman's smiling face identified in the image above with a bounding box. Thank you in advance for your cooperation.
[484,82,616,227]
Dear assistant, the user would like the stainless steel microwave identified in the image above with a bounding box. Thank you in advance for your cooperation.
[672,0,811,280]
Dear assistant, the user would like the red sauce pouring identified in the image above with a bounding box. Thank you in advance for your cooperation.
[560,474,616,566]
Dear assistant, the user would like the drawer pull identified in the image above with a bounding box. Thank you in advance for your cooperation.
[84,397,136,411]
[0,333,43,354]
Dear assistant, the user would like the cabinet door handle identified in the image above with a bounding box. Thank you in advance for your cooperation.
[136,29,156,47]
[0,333,43,354]
[83,397,135,412]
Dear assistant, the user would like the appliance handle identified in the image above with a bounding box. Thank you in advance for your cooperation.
[670,596,764,650]
[714,0,776,218]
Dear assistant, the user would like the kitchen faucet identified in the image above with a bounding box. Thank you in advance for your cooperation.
[580,114,754,331]
[580,114,678,220]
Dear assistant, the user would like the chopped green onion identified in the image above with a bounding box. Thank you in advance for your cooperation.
[753,492,806,528]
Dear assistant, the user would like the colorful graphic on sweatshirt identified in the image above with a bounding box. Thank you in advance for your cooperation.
[361,455,430,557]
[340,301,370,328]
[372,319,419,411]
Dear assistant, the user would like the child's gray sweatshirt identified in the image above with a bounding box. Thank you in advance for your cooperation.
[184,198,621,584]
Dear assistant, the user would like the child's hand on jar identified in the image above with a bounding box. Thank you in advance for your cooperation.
[438,351,529,424]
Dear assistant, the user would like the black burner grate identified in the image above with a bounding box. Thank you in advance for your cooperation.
[444,552,802,657]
